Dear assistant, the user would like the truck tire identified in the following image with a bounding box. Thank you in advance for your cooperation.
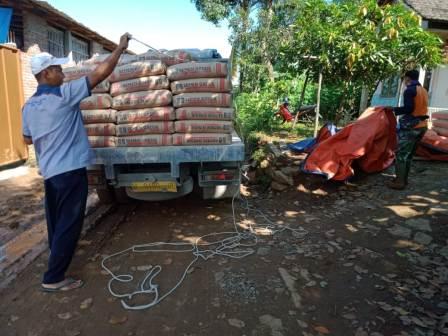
[114,187,131,204]
[96,187,115,204]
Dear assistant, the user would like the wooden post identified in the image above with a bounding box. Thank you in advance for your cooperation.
[359,86,369,113]
[314,71,323,137]
[292,70,310,129]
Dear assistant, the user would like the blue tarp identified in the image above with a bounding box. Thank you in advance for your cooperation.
[288,123,339,153]
[288,138,316,152]
[0,7,13,44]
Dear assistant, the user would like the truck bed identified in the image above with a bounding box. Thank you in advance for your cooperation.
[93,133,245,178]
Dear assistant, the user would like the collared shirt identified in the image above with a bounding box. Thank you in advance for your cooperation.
[22,77,94,180]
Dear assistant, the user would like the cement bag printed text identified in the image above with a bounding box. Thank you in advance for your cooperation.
[110,76,169,97]
[172,133,232,146]
[109,61,166,83]
[167,62,228,81]
[116,122,174,136]
[117,107,175,124]
[175,107,234,121]
[171,78,231,94]
[117,134,173,147]
[134,50,193,66]
[112,90,172,110]
[81,94,113,110]
[173,93,232,108]
[84,123,116,136]
[82,109,116,124]
[174,120,233,133]
[88,136,117,148]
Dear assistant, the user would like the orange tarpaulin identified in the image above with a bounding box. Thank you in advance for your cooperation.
[303,107,397,181]
[416,129,448,161]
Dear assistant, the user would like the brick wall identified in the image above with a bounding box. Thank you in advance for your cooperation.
[20,52,37,101]
[21,13,48,101]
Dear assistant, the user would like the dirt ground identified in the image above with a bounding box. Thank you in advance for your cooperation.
[0,161,447,336]
[0,167,44,245]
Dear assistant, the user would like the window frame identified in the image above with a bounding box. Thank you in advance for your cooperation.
[71,34,90,62]
[47,26,65,57]
[380,76,400,98]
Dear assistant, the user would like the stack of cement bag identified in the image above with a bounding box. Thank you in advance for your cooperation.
[64,53,235,147]
[109,60,173,147]
[167,61,234,145]
[431,111,448,137]
[63,65,116,148]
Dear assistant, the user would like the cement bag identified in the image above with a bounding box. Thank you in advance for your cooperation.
[82,109,116,124]
[110,75,169,97]
[80,94,113,110]
[167,62,228,81]
[92,80,110,93]
[116,122,174,136]
[109,61,166,83]
[88,136,117,148]
[175,107,234,121]
[117,134,173,147]
[175,120,233,133]
[173,133,232,146]
[173,93,231,108]
[432,120,448,130]
[117,107,175,124]
[433,127,448,137]
[80,53,137,66]
[84,123,116,136]
[134,50,192,66]
[432,111,448,120]
[63,65,110,93]
[171,78,231,94]
[63,65,95,80]
[112,90,172,110]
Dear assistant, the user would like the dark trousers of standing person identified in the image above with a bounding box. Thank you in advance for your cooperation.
[394,127,426,185]
[43,168,88,284]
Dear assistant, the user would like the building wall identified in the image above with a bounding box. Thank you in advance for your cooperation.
[91,41,108,55]
[20,12,111,101]
[23,13,47,56]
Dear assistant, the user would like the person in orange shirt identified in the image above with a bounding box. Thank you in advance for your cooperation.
[387,70,429,190]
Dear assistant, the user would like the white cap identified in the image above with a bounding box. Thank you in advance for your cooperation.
[31,52,70,75]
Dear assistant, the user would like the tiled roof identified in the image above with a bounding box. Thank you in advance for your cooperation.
[405,0,448,22]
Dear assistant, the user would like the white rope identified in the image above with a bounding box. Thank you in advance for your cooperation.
[101,182,308,310]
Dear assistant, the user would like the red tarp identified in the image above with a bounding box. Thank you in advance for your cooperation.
[416,129,448,161]
[303,107,397,181]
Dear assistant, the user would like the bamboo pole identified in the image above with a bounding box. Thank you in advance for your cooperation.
[314,71,323,137]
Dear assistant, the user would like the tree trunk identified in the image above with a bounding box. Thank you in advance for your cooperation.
[334,81,350,125]
[359,86,369,114]
[261,0,274,81]
[238,0,250,92]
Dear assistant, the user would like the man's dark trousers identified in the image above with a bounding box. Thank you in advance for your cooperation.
[43,168,88,284]
[395,127,426,184]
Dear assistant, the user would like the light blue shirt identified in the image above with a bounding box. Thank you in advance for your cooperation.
[22,77,95,180]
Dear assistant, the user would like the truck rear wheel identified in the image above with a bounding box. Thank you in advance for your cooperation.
[96,187,115,204]
[114,187,131,204]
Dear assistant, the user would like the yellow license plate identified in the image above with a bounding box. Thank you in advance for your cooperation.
[130,181,177,193]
